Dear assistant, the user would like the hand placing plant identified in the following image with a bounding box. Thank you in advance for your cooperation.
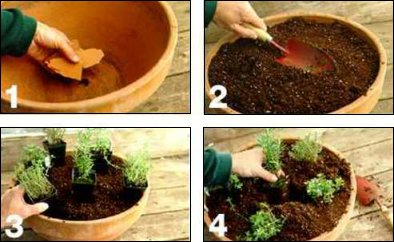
[256,129,283,173]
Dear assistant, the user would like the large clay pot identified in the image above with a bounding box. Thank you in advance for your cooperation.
[25,153,150,241]
[204,138,357,241]
[205,12,387,114]
[1,1,178,113]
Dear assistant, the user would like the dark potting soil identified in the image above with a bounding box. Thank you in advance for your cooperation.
[37,155,143,221]
[205,140,352,241]
[208,18,380,114]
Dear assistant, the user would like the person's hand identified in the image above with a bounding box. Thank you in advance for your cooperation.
[27,22,80,64]
[1,186,49,228]
[213,1,266,39]
[231,147,284,182]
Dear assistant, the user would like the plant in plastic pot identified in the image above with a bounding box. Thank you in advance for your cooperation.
[91,128,112,173]
[72,130,96,202]
[123,149,151,197]
[18,145,50,169]
[43,128,66,166]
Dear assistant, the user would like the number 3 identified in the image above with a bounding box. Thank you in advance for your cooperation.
[5,214,24,238]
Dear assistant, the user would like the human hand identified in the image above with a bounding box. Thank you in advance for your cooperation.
[1,186,49,228]
[231,147,284,182]
[213,1,266,39]
[27,22,80,64]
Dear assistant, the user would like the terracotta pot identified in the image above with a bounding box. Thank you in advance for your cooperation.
[25,153,150,241]
[1,1,178,113]
[205,12,387,114]
[204,137,357,241]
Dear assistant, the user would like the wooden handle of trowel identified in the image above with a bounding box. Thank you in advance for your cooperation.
[376,199,393,230]
[243,23,273,42]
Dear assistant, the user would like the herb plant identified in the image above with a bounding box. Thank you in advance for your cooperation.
[91,128,111,155]
[245,203,285,241]
[123,149,151,187]
[257,129,283,173]
[306,173,344,203]
[18,165,55,201]
[290,134,322,162]
[43,128,66,145]
[73,130,95,184]
[229,174,243,190]
[20,145,49,168]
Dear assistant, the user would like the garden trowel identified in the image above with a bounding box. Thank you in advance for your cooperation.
[356,175,393,230]
[243,23,335,74]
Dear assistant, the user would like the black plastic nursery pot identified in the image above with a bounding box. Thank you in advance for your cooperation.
[71,168,97,202]
[92,149,112,173]
[123,176,148,198]
[43,140,67,166]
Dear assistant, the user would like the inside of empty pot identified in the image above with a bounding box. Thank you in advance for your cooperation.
[1,1,171,102]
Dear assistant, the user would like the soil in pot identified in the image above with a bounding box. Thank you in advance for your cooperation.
[43,140,66,166]
[205,140,352,241]
[26,155,144,221]
[208,18,380,114]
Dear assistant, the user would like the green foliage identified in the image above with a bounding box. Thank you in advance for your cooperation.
[43,128,65,145]
[306,173,344,203]
[18,165,55,200]
[245,203,285,241]
[257,129,283,173]
[20,145,48,168]
[123,149,151,187]
[290,134,322,162]
[73,130,94,184]
[229,174,243,190]
[91,128,112,154]
[226,197,236,211]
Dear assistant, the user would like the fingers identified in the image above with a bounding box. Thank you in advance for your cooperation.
[232,24,258,39]
[256,168,278,183]
[25,202,49,217]
[58,40,80,63]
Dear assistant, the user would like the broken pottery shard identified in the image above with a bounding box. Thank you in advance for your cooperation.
[46,40,104,81]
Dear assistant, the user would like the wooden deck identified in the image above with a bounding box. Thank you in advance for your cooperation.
[132,1,190,113]
[203,128,393,241]
[205,1,393,114]
[1,128,190,241]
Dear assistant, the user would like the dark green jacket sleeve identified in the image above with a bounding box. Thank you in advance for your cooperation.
[204,1,217,27]
[1,9,37,56]
[204,148,232,186]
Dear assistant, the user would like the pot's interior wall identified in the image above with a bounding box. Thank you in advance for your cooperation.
[1,1,170,102]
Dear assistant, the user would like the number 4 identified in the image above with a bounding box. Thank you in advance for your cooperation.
[5,85,18,108]
[209,213,228,237]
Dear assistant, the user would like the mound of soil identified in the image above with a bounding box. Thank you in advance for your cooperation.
[205,140,352,241]
[35,155,143,221]
[208,18,380,114]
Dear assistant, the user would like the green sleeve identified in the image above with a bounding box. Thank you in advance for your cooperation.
[1,9,37,56]
[204,148,232,186]
[204,1,217,28]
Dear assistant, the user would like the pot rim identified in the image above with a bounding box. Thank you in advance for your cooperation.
[205,12,387,114]
[1,1,178,112]
[203,136,357,241]
[28,152,150,225]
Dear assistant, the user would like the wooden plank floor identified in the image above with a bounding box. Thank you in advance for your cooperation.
[1,128,190,241]
[132,1,190,113]
[203,128,393,241]
[205,1,393,114]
